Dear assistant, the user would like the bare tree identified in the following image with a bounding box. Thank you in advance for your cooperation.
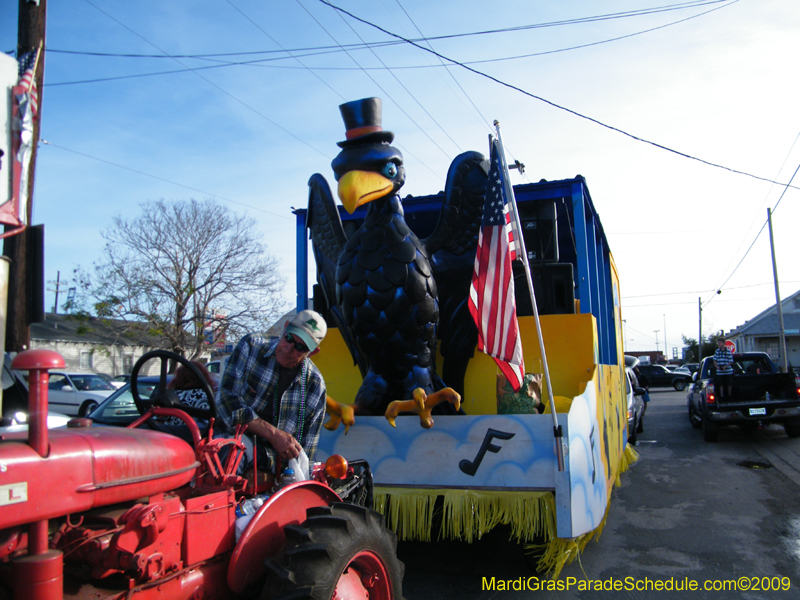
[72,199,286,358]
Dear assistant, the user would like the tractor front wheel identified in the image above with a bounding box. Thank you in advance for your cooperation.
[263,502,404,600]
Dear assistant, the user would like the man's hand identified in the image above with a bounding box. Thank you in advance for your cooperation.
[245,418,302,460]
[268,427,302,460]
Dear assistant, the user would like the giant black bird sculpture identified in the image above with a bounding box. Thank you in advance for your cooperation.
[308,97,489,416]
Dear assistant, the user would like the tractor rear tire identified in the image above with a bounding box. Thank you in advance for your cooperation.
[263,502,405,600]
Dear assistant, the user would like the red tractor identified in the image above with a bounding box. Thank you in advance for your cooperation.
[0,349,404,600]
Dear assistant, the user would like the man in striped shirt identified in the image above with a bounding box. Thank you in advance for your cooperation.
[713,337,735,401]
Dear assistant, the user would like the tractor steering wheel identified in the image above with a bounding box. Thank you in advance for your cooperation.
[130,350,217,428]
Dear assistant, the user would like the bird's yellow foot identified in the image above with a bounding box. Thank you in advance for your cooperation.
[325,395,357,434]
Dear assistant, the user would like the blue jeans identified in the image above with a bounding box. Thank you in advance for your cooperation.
[214,430,275,476]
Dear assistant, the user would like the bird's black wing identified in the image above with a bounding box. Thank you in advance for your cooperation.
[307,173,368,377]
[422,151,489,397]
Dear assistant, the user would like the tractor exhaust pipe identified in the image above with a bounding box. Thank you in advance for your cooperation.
[10,349,66,600]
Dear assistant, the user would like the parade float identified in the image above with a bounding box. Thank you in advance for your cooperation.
[294,97,636,577]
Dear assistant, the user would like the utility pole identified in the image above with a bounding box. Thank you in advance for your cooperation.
[5,0,47,351]
[698,297,703,364]
[47,270,67,314]
[654,330,660,358]
[622,319,627,352]
[767,208,788,372]
[663,314,668,360]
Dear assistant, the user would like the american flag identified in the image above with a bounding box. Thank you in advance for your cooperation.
[1,48,41,228]
[468,138,525,390]
[17,50,39,117]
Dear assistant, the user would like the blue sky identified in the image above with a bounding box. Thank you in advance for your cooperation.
[3,0,800,355]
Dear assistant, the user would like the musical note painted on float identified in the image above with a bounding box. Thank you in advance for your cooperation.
[459,428,515,476]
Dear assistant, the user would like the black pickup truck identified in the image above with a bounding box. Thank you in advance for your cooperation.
[687,352,800,442]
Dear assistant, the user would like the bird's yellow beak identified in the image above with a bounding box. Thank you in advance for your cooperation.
[338,170,394,214]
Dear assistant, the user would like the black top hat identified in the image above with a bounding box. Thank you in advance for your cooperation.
[337,97,395,148]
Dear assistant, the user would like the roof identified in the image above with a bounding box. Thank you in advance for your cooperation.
[726,288,800,337]
[31,313,171,347]
[728,312,800,336]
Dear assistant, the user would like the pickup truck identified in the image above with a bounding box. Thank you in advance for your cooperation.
[638,363,694,391]
[687,352,800,442]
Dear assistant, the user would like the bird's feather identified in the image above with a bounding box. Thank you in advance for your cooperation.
[307,173,368,376]
[423,151,490,397]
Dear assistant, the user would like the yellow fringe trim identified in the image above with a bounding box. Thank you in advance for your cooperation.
[374,487,554,544]
[615,443,639,486]
[374,444,639,579]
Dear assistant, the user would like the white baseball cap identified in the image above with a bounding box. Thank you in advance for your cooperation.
[285,309,327,351]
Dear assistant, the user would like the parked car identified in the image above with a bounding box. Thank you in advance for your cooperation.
[47,371,119,417]
[88,376,173,426]
[205,356,230,387]
[206,356,229,376]
[625,356,645,444]
[1,353,72,433]
[672,366,692,377]
[1,353,30,425]
[0,411,71,434]
[636,364,693,391]
[683,363,699,374]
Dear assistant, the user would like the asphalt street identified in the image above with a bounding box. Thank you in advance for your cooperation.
[397,387,800,599]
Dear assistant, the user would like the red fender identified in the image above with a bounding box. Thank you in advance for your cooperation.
[227,480,340,596]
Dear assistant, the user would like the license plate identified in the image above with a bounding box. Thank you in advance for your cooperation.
[749,407,767,416]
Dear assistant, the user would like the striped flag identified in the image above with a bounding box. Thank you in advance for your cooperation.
[468,138,525,390]
[2,48,40,228]
[16,50,39,117]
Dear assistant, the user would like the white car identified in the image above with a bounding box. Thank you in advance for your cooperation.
[47,372,118,417]
[206,356,229,377]
[0,411,71,434]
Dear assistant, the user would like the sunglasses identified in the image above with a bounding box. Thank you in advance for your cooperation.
[283,332,309,353]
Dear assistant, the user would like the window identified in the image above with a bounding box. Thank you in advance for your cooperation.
[761,341,778,360]
[79,352,93,370]
[49,374,68,390]
[122,354,134,374]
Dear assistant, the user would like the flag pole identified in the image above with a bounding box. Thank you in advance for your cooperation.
[493,121,564,471]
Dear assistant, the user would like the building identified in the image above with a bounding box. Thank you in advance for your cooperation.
[725,289,800,368]
[625,351,665,366]
[30,313,194,376]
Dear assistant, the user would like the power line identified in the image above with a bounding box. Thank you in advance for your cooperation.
[703,160,800,307]
[393,0,491,138]
[225,0,346,102]
[82,0,332,160]
[39,140,292,220]
[293,0,446,180]
[389,0,528,183]
[331,5,462,155]
[45,1,738,88]
[708,131,800,302]
[319,0,800,193]
[49,1,731,61]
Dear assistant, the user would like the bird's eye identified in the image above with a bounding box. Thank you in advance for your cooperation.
[382,162,398,179]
